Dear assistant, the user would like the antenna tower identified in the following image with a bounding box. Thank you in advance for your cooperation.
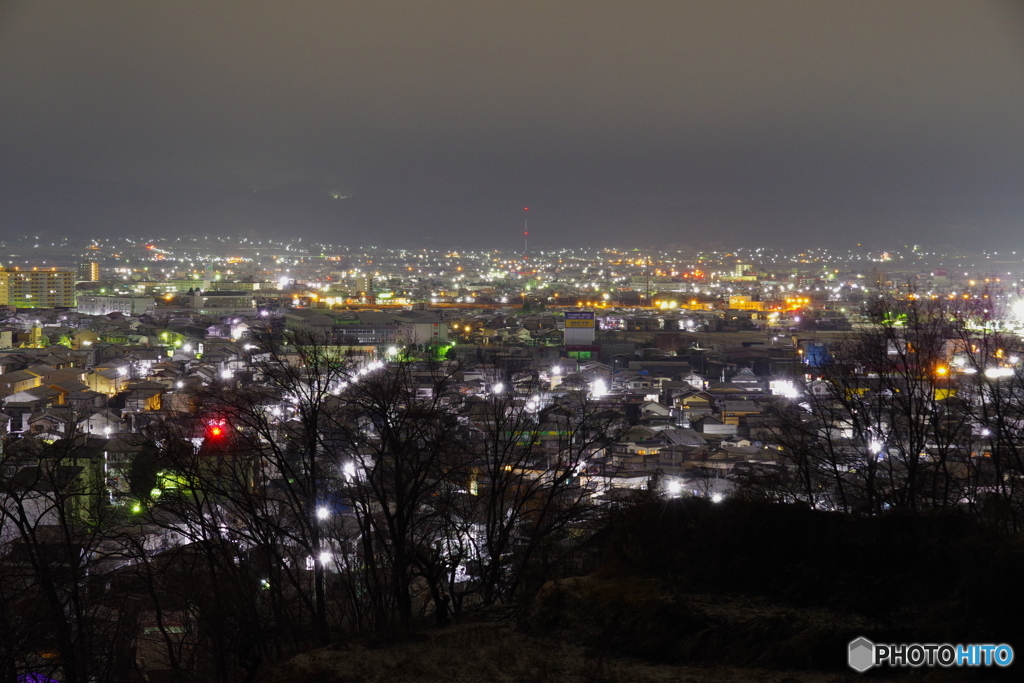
[523,207,529,261]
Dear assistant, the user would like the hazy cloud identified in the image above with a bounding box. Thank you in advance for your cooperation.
[1,0,1023,248]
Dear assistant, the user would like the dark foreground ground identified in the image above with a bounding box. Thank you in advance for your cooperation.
[267,616,872,683]
[264,499,1024,682]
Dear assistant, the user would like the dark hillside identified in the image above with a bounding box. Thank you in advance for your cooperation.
[522,499,1024,675]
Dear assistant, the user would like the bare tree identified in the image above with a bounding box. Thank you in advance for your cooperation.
[328,357,466,629]
[757,295,1024,521]
[0,428,138,683]
[440,363,628,609]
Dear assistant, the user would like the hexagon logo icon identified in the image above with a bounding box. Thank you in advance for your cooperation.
[848,637,875,672]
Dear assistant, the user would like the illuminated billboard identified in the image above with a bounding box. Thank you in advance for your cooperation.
[564,311,595,328]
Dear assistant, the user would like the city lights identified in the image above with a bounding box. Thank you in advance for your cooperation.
[1,2,1021,676]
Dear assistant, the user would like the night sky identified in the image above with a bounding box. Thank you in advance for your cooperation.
[1,1,1023,250]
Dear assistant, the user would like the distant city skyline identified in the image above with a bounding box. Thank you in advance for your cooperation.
[1,233,1021,259]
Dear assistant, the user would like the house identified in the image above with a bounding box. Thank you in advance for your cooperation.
[656,428,708,447]
[495,327,532,342]
[29,365,87,388]
[638,400,671,417]
[650,444,711,475]
[3,389,55,406]
[0,369,42,395]
[79,410,126,436]
[4,465,91,536]
[0,354,29,375]
[86,367,126,395]
[728,367,764,391]
[692,415,738,436]
[705,381,755,397]
[673,390,715,424]
[681,371,706,390]
[807,379,831,398]
[27,407,75,435]
[718,400,762,426]
[124,381,163,411]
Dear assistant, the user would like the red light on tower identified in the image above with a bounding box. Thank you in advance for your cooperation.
[210,426,223,437]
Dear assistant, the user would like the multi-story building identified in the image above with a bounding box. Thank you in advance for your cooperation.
[392,311,448,345]
[354,275,373,297]
[77,261,100,282]
[77,295,155,316]
[190,290,256,316]
[0,267,76,308]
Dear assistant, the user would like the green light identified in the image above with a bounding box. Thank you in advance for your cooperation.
[131,503,142,514]
[157,471,186,489]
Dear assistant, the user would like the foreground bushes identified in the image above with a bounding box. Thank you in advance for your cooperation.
[523,498,1024,671]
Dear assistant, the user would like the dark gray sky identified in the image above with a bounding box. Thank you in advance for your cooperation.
[1,0,1023,249]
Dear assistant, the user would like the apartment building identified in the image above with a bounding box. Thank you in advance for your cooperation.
[0,267,76,308]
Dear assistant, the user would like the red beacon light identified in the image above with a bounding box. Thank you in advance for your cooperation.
[206,420,228,438]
